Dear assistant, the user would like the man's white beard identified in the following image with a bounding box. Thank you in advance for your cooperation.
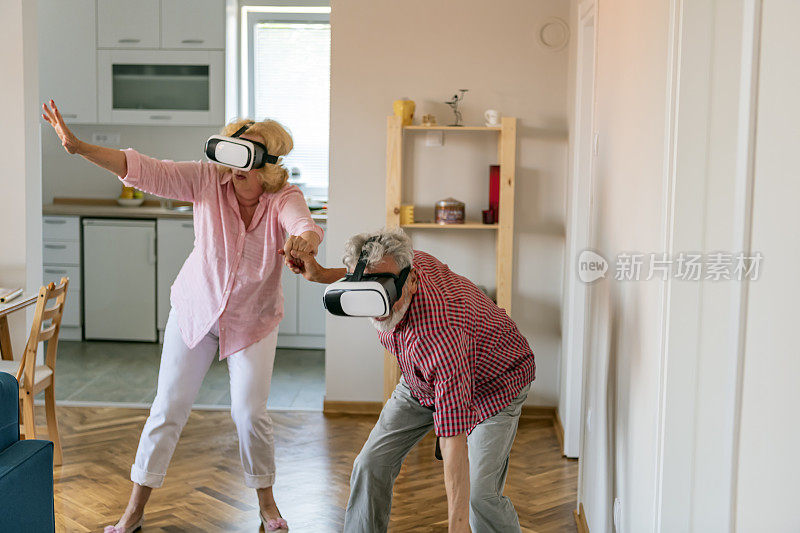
[370,298,411,333]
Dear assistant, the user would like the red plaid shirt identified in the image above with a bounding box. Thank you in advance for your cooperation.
[377,251,535,437]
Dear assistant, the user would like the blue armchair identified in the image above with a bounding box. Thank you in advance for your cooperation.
[0,372,55,532]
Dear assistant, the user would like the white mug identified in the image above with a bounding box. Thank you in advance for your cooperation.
[484,109,501,127]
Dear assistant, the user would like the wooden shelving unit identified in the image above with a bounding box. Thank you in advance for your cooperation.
[400,222,498,230]
[403,125,502,132]
[383,115,518,400]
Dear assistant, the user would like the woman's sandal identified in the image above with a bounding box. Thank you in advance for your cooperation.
[260,510,289,531]
[103,516,143,533]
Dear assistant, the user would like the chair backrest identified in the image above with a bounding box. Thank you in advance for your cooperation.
[0,372,19,450]
[15,278,69,391]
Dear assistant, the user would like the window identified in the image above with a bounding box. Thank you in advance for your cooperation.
[242,6,331,196]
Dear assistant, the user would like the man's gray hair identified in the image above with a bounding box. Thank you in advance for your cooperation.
[342,227,413,272]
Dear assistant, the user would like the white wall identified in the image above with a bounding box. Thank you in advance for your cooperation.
[736,1,800,530]
[0,0,42,358]
[325,0,571,405]
[574,0,800,531]
[41,124,219,203]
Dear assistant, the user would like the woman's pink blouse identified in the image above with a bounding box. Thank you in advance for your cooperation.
[119,149,324,358]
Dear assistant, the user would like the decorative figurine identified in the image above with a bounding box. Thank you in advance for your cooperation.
[445,89,468,127]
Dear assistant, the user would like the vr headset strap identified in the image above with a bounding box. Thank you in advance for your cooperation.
[396,266,411,295]
[351,236,379,281]
[228,122,280,165]
[230,122,255,138]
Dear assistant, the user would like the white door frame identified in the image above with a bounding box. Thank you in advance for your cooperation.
[653,0,762,529]
[560,0,598,459]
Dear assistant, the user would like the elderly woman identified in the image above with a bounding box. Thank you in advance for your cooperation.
[42,100,322,532]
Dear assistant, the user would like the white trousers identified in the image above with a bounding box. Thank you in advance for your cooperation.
[131,310,279,489]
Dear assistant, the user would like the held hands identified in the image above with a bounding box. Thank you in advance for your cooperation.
[42,100,82,154]
[279,247,325,283]
[278,234,322,281]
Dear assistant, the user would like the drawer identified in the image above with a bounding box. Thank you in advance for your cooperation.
[61,294,81,327]
[43,216,80,241]
[43,241,80,265]
[43,265,81,290]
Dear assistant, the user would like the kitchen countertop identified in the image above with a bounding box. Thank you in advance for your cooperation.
[43,201,327,222]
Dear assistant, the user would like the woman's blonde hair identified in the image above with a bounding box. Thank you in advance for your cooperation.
[217,118,293,193]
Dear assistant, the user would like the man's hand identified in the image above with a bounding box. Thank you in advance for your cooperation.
[282,248,324,282]
[282,248,347,284]
[440,433,470,532]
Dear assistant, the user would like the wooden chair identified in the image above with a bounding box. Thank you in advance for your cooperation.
[0,278,69,466]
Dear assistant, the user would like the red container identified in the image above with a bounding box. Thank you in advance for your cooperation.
[489,165,500,212]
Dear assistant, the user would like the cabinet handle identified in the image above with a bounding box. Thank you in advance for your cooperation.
[44,219,67,225]
[61,113,77,119]
[149,115,172,120]
[181,39,204,44]
[118,38,141,43]
[181,223,193,228]
[44,269,68,275]
[44,244,67,250]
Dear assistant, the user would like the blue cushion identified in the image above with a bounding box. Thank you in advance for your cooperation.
[0,372,20,451]
[0,439,55,532]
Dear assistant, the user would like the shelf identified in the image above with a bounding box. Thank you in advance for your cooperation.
[403,125,501,132]
[401,222,498,230]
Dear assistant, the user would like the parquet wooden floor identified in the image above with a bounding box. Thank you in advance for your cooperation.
[46,406,577,532]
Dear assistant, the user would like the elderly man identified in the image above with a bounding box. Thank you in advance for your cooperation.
[288,228,535,533]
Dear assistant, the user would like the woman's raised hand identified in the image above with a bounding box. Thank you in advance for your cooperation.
[42,100,82,154]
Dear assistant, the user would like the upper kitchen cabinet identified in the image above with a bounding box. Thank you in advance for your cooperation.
[161,0,225,50]
[38,0,98,123]
[97,0,160,49]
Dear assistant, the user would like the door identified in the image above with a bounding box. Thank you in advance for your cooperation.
[38,0,97,123]
[297,229,326,335]
[97,0,160,48]
[561,0,598,459]
[83,219,157,341]
[161,0,225,50]
[280,268,298,335]
[156,219,195,332]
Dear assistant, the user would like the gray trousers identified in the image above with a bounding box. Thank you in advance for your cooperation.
[343,377,530,533]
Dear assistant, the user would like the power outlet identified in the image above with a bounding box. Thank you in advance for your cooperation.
[613,497,621,531]
[425,131,444,147]
[92,132,120,146]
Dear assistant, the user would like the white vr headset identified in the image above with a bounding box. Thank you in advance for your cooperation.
[323,237,411,318]
[204,122,279,171]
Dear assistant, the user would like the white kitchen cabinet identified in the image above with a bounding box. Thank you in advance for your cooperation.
[298,236,327,336]
[42,265,82,328]
[97,0,160,49]
[278,223,326,348]
[42,216,82,339]
[156,218,195,337]
[161,0,225,50]
[38,0,97,123]
[83,219,157,341]
[280,268,299,336]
